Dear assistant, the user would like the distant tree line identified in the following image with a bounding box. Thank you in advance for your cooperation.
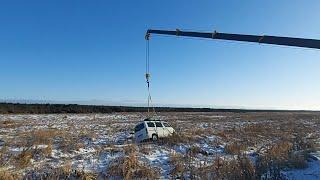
[0,103,312,114]
[0,103,213,114]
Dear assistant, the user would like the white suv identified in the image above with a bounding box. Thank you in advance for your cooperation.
[134,118,175,142]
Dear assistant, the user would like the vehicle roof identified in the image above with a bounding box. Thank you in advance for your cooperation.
[144,118,162,122]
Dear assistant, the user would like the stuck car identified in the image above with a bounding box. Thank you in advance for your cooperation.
[134,118,175,142]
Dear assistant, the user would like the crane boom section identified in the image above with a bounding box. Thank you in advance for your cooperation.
[146,29,320,49]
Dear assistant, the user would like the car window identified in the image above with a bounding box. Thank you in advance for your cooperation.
[147,122,155,127]
[155,122,163,127]
[163,122,171,127]
[134,123,144,132]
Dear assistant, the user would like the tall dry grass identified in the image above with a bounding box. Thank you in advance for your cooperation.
[107,144,159,179]
[0,170,17,180]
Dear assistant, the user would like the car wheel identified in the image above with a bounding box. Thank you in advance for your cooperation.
[152,134,158,142]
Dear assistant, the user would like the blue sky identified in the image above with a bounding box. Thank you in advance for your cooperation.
[0,1,320,110]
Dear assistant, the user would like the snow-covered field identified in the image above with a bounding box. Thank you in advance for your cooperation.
[0,112,319,179]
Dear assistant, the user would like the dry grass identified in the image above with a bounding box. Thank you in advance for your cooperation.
[139,144,152,155]
[160,132,195,146]
[224,142,247,155]
[0,145,9,166]
[56,131,83,153]
[0,170,17,180]
[22,129,60,145]
[216,131,228,139]
[170,153,257,180]
[165,111,320,179]
[43,142,53,157]
[79,128,98,141]
[0,120,23,129]
[15,144,52,168]
[190,127,214,137]
[107,145,159,179]
[255,139,310,179]
[169,153,185,179]
[123,144,137,155]
[23,166,97,180]
[216,155,256,180]
[187,145,208,156]
[107,156,160,179]
[104,144,121,156]
[15,149,33,168]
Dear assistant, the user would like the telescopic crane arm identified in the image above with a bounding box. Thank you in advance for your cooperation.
[145,29,320,49]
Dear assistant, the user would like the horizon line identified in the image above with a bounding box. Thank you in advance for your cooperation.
[1,99,319,112]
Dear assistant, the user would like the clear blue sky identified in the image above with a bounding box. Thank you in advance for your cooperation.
[1,1,320,110]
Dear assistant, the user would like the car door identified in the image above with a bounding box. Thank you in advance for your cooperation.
[134,123,145,142]
[155,121,164,137]
[146,122,156,138]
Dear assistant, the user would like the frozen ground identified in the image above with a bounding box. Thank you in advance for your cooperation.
[0,112,319,179]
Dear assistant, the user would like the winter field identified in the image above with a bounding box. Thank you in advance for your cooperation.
[0,112,319,179]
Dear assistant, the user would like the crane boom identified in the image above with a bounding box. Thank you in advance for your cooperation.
[146,29,320,49]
